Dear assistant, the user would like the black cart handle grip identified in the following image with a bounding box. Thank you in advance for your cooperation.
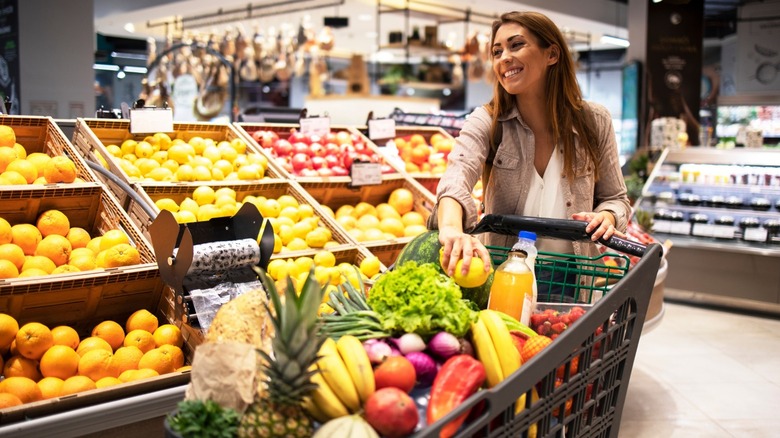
[471,214,646,257]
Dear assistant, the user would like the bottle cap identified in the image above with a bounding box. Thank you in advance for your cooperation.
[518,231,537,241]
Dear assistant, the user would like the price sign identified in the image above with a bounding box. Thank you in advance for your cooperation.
[653,220,672,233]
[670,222,692,235]
[300,116,330,137]
[712,225,736,239]
[744,228,768,242]
[692,223,714,237]
[350,161,382,186]
[130,108,174,134]
[368,118,396,140]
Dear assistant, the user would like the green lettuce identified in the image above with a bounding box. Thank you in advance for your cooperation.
[367,261,478,337]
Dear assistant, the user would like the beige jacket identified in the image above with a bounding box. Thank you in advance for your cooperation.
[431,103,630,258]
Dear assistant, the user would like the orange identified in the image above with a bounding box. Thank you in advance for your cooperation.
[153,324,183,348]
[15,322,53,360]
[51,265,80,274]
[43,156,77,184]
[95,376,122,389]
[123,329,155,353]
[51,325,80,349]
[37,377,65,399]
[34,235,72,266]
[25,152,51,175]
[0,392,23,408]
[176,365,192,373]
[91,320,125,351]
[99,230,130,252]
[158,344,185,369]
[0,125,15,147]
[0,217,11,244]
[0,146,18,172]
[68,255,97,271]
[379,217,406,238]
[66,227,91,249]
[138,348,175,375]
[373,356,417,393]
[6,159,37,184]
[0,170,28,185]
[78,349,114,380]
[40,345,81,379]
[3,355,43,380]
[21,255,56,274]
[409,134,427,146]
[36,210,71,238]
[17,268,48,278]
[76,336,113,356]
[118,368,159,383]
[401,211,425,227]
[0,259,18,278]
[375,203,401,220]
[0,377,43,403]
[388,188,415,215]
[69,247,95,261]
[102,244,141,268]
[0,313,19,348]
[125,309,159,334]
[11,224,42,256]
[0,243,26,270]
[109,346,143,376]
[60,375,96,396]
[13,144,26,159]
[86,237,102,254]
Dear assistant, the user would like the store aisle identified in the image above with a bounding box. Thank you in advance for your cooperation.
[620,297,780,437]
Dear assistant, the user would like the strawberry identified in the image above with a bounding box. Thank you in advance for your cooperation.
[529,313,547,327]
[551,322,568,334]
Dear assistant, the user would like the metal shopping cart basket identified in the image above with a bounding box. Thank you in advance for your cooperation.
[418,214,662,438]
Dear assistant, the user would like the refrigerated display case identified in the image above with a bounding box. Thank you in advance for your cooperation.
[637,147,780,314]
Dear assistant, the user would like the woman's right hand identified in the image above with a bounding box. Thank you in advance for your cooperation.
[438,226,492,277]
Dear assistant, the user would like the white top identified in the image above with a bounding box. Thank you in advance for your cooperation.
[523,147,575,255]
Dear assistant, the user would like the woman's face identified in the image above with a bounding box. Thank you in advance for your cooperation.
[491,23,556,97]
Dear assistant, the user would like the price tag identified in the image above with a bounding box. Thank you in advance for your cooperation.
[653,220,672,233]
[299,117,330,137]
[692,223,714,237]
[129,108,174,134]
[712,225,736,239]
[744,228,768,242]
[349,161,382,186]
[670,222,692,235]
[368,118,396,140]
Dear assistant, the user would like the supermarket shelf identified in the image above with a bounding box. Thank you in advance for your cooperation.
[654,232,780,257]
[648,180,780,197]
[0,385,185,438]
[664,148,780,166]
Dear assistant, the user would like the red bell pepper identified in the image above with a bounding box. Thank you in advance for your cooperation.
[427,354,486,438]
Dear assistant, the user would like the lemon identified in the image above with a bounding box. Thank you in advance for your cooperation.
[237,164,263,180]
[292,221,314,240]
[106,144,122,157]
[175,164,195,182]
[202,145,221,163]
[155,198,179,213]
[298,204,315,219]
[135,141,154,158]
[272,234,282,253]
[258,199,281,218]
[267,259,288,281]
[452,258,492,288]
[214,187,236,200]
[320,205,335,219]
[313,250,336,268]
[210,168,225,181]
[277,195,299,210]
[192,186,216,206]
[120,140,137,156]
[178,210,197,223]
[168,144,194,164]
[214,159,233,176]
[146,167,173,181]
[193,165,212,181]
[314,266,330,286]
[359,256,381,278]
[305,228,329,248]
[279,225,295,245]
[318,302,334,316]
[230,138,248,155]
[179,198,200,215]
[294,256,314,274]
[279,206,300,222]
[286,237,308,251]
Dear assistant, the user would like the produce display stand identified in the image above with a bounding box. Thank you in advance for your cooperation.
[419,215,661,438]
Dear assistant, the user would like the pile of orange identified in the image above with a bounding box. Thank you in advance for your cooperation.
[0,125,81,186]
[0,209,141,279]
[0,310,189,408]
[392,132,453,175]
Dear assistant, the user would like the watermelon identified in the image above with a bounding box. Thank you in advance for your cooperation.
[395,230,493,309]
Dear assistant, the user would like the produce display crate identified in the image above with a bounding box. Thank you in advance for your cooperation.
[233,122,406,183]
[71,118,286,210]
[297,176,436,267]
[127,180,355,252]
[0,115,101,196]
[419,216,661,438]
[0,188,193,427]
[357,125,453,194]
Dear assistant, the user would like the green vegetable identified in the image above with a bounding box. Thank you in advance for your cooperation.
[168,399,240,438]
[322,271,391,340]
[367,261,478,337]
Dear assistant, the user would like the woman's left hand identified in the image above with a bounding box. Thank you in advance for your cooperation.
[572,211,622,242]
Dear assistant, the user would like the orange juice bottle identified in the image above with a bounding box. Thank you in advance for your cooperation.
[488,231,537,323]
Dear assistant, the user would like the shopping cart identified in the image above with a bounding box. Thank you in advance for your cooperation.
[417,214,662,438]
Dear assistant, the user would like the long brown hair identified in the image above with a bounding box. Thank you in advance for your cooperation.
[485,11,599,179]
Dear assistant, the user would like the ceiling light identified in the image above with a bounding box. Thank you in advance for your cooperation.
[124,22,135,33]
[358,14,373,21]
[116,70,126,79]
[600,35,630,48]
[94,63,120,72]
[123,66,148,74]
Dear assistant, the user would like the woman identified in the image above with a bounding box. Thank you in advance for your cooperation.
[433,11,631,279]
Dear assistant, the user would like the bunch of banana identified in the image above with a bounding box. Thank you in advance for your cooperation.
[304,335,376,421]
[471,309,522,388]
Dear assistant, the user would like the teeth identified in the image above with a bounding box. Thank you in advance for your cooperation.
[504,68,521,78]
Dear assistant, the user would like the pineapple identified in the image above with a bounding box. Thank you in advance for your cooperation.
[238,268,326,437]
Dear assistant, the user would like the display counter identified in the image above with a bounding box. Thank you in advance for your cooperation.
[637,147,780,315]
[304,94,440,126]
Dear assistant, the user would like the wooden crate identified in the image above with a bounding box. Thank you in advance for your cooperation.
[233,122,406,183]
[298,176,434,267]
[0,115,101,196]
[128,180,356,253]
[71,118,286,210]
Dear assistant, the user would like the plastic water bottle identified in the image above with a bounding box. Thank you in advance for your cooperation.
[488,231,538,324]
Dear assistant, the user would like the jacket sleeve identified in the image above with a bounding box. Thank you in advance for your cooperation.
[590,103,631,232]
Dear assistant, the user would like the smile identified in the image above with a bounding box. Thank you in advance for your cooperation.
[503,68,522,78]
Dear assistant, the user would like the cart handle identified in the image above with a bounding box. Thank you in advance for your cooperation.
[471,214,646,257]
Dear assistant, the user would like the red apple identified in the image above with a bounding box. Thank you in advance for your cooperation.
[324,142,340,156]
[291,153,312,172]
[310,156,327,170]
[288,129,310,145]
[309,142,325,157]
[324,155,340,168]
[292,142,310,157]
[273,139,293,156]
[364,388,418,438]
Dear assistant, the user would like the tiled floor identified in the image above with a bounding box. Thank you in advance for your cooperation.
[620,295,780,437]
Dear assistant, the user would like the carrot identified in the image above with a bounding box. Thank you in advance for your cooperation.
[427,354,486,438]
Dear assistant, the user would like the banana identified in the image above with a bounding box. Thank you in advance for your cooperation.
[336,334,376,403]
[308,365,350,420]
[317,337,362,412]
[481,309,522,379]
[302,396,329,424]
[470,318,504,387]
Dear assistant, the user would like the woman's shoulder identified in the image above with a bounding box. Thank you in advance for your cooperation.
[583,101,612,122]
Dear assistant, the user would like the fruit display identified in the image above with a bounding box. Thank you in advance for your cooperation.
[0,124,87,186]
[0,310,188,408]
[242,126,396,178]
[381,130,454,175]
